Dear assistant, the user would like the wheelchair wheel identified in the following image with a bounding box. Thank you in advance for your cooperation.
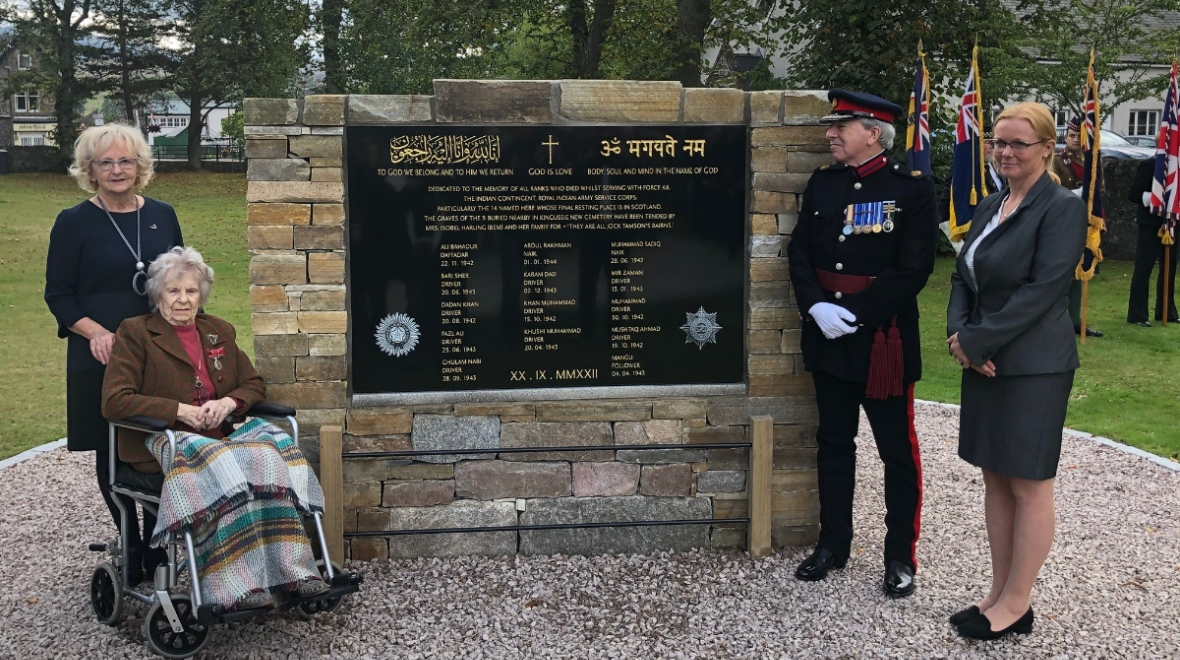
[143,594,208,659]
[294,560,345,620]
[90,562,124,626]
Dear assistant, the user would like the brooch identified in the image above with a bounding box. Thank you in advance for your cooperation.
[207,346,226,371]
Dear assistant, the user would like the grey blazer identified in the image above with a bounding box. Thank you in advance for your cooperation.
[947,172,1088,375]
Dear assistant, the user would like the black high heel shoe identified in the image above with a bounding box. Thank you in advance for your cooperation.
[957,607,1034,640]
[948,605,979,626]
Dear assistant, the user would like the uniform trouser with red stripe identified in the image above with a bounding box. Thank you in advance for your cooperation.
[812,370,923,570]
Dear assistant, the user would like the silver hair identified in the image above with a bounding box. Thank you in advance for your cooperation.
[859,117,896,150]
[145,246,215,311]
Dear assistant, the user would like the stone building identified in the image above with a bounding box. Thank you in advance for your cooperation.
[0,38,56,147]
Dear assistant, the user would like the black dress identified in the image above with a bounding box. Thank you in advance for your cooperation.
[44,197,183,450]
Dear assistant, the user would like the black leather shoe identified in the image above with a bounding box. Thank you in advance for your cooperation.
[1073,324,1103,337]
[795,547,847,582]
[883,560,915,598]
[957,608,1034,640]
[1130,321,1152,328]
[1154,316,1179,323]
[949,605,980,626]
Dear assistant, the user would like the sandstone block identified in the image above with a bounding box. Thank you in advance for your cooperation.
[348,94,433,123]
[244,98,298,125]
[751,213,779,235]
[773,488,820,515]
[294,225,345,250]
[772,469,819,490]
[343,459,388,483]
[639,463,691,496]
[267,381,347,409]
[751,147,789,172]
[455,460,571,499]
[343,434,410,453]
[519,496,710,555]
[350,537,388,561]
[749,281,791,308]
[247,225,293,251]
[434,79,553,123]
[313,204,345,226]
[311,127,344,135]
[750,235,782,257]
[747,330,782,354]
[252,311,299,335]
[387,462,454,480]
[298,288,345,311]
[499,422,613,461]
[749,354,792,375]
[750,257,789,282]
[782,91,831,125]
[778,212,799,234]
[311,167,342,182]
[774,424,818,447]
[454,403,535,423]
[752,191,795,214]
[255,356,295,383]
[613,419,682,446]
[247,158,310,182]
[347,407,412,435]
[707,396,819,427]
[616,448,706,464]
[751,125,829,147]
[254,333,308,357]
[307,252,345,284]
[652,399,706,420]
[749,373,815,397]
[247,202,310,226]
[787,150,834,173]
[247,181,344,204]
[244,125,301,136]
[749,306,801,331]
[383,480,454,507]
[250,254,306,286]
[298,310,347,334]
[250,284,288,312]
[749,91,783,124]
[711,526,746,550]
[571,462,640,497]
[714,498,748,519]
[697,470,746,493]
[310,158,343,167]
[296,355,347,380]
[289,408,344,437]
[687,425,747,445]
[706,447,749,470]
[775,446,819,470]
[383,501,517,559]
[302,94,346,125]
[343,480,381,508]
[245,138,288,159]
[682,88,745,123]
[535,401,650,422]
[559,80,681,122]
[288,135,343,159]
[308,333,346,355]
[412,414,499,463]
[753,172,812,194]
[772,523,820,548]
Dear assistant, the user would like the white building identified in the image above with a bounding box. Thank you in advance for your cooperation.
[146,95,235,146]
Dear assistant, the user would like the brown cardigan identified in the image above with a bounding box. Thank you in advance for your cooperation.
[102,313,266,472]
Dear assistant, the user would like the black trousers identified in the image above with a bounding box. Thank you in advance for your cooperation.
[1127,223,1179,323]
[812,370,923,570]
[95,440,157,564]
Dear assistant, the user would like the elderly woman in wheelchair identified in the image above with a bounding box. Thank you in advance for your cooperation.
[91,246,360,658]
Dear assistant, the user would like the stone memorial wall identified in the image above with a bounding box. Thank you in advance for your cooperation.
[243,80,831,560]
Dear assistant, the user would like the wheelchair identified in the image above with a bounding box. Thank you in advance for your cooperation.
[88,403,363,659]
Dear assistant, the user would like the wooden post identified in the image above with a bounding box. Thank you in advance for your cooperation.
[1080,279,1090,345]
[748,415,773,558]
[1164,245,1172,327]
[319,425,345,562]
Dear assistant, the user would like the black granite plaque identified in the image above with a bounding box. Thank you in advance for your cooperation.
[346,125,747,395]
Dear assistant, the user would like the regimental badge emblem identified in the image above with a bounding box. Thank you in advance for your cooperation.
[375,313,421,357]
[680,306,722,350]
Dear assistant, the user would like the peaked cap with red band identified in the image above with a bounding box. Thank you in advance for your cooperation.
[820,88,904,124]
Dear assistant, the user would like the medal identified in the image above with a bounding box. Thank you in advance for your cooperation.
[207,346,226,371]
[843,205,854,236]
[852,204,862,234]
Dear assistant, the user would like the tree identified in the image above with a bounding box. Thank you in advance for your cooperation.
[89,0,171,128]
[3,0,101,169]
[1010,0,1180,117]
[320,0,344,93]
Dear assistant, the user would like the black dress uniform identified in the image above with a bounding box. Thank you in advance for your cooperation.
[787,90,939,596]
[1127,157,1179,325]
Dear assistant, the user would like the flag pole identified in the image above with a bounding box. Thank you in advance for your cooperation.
[1080,280,1089,344]
[1165,245,1172,327]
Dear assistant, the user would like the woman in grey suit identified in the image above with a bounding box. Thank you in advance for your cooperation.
[945,102,1087,641]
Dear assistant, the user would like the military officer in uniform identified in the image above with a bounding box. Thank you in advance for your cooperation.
[787,89,939,598]
[1051,116,1103,338]
[1126,156,1179,326]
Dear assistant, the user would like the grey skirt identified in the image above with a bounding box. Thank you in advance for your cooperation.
[958,369,1075,480]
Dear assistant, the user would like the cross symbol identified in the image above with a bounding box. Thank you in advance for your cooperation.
[542,135,559,164]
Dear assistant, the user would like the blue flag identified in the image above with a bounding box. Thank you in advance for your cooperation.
[948,47,986,243]
[906,44,931,176]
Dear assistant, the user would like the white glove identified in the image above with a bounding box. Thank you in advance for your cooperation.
[808,302,858,339]
[1143,191,1152,207]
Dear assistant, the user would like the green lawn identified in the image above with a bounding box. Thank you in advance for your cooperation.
[0,173,250,459]
[1,173,1177,462]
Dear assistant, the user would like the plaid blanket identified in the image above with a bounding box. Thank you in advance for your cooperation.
[146,418,324,607]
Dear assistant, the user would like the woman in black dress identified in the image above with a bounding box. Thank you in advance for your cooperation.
[44,123,184,583]
[946,103,1087,640]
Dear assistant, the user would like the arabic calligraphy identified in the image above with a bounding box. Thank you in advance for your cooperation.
[390,135,502,165]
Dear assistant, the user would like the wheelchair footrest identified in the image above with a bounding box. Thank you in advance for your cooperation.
[330,571,364,588]
[198,603,275,626]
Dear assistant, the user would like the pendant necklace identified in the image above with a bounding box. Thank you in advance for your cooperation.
[97,195,146,296]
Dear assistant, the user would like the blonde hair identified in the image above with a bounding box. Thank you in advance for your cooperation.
[146,247,215,311]
[994,102,1061,184]
[68,123,155,193]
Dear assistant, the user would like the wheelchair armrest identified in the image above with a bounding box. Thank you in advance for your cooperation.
[114,416,171,433]
[246,402,296,418]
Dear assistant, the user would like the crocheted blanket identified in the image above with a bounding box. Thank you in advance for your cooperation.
[147,418,323,607]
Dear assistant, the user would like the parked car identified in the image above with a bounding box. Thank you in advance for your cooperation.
[1055,129,1155,159]
[1122,135,1157,148]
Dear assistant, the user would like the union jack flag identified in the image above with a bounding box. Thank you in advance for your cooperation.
[1150,59,1180,244]
[906,43,931,176]
[1077,50,1105,280]
[947,47,986,242]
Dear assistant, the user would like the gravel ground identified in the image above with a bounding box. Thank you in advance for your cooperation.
[1,402,1178,659]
